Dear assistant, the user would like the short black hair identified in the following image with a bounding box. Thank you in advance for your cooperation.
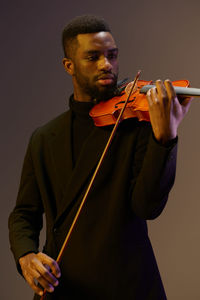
[62,15,111,58]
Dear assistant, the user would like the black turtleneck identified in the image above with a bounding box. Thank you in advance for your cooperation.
[69,97,95,166]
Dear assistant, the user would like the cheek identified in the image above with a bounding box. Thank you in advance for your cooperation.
[114,62,119,72]
[75,61,98,83]
[79,64,93,77]
[109,61,118,75]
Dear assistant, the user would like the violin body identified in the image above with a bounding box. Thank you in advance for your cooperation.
[89,80,190,127]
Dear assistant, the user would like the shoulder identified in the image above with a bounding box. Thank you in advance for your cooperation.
[40,110,70,132]
[30,110,70,143]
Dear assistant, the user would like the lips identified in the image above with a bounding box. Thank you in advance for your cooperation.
[97,75,115,85]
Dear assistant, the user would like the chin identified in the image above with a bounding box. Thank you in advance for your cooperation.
[95,85,117,102]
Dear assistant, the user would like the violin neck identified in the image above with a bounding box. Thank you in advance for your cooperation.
[140,85,200,97]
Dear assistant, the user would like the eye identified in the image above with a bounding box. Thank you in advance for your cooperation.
[107,52,118,60]
[86,54,99,61]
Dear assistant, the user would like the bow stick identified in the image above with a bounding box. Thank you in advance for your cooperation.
[40,70,141,299]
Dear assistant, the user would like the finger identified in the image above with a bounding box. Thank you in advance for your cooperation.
[146,87,157,106]
[164,79,176,102]
[151,86,159,103]
[37,253,61,278]
[178,96,193,107]
[146,88,152,105]
[35,261,59,287]
[155,79,168,102]
[36,274,56,293]
[26,267,56,294]
[25,271,44,296]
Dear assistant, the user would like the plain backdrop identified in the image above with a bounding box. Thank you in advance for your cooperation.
[1,0,200,299]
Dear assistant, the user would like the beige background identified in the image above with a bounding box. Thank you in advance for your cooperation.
[1,0,200,299]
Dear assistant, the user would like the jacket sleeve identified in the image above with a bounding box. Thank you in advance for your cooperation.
[8,133,44,273]
[130,122,177,220]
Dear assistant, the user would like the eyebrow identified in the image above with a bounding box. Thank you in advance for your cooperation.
[84,48,118,54]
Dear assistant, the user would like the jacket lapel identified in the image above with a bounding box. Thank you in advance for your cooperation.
[48,111,73,196]
[54,125,111,225]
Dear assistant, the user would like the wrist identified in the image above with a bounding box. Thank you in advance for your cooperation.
[153,132,178,147]
[154,129,177,146]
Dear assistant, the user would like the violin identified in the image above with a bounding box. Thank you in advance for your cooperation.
[90,79,198,126]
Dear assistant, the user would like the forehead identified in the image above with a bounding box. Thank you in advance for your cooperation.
[76,32,117,52]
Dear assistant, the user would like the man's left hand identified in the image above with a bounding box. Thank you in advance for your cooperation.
[146,79,192,145]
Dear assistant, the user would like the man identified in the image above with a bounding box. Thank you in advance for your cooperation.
[9,15,191,299]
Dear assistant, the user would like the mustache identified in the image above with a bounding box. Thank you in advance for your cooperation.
[95,72,118,81]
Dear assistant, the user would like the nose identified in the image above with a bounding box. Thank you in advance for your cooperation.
[98,56,112,71]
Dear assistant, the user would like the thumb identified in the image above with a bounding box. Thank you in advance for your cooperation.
[178,96,193,107]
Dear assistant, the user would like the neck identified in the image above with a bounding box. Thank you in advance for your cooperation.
[73,90,92,102]
[72,79,93,102]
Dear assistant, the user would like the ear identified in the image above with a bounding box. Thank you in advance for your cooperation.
[62,58,75,76]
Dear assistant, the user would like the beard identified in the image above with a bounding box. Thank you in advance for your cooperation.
[74,67,118,103]
[86,84,118,103]
[86,75,118,102]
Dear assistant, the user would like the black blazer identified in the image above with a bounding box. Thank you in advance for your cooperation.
[9,108,177,299]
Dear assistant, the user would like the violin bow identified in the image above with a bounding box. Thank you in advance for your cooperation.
[40,70,141,299]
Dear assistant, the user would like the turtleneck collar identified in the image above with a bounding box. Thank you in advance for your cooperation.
[69,95,95,117]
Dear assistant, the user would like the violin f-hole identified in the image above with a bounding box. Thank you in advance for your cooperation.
[114,97,136,109]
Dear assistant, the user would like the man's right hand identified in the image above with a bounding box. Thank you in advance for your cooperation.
[19,252,61,296]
